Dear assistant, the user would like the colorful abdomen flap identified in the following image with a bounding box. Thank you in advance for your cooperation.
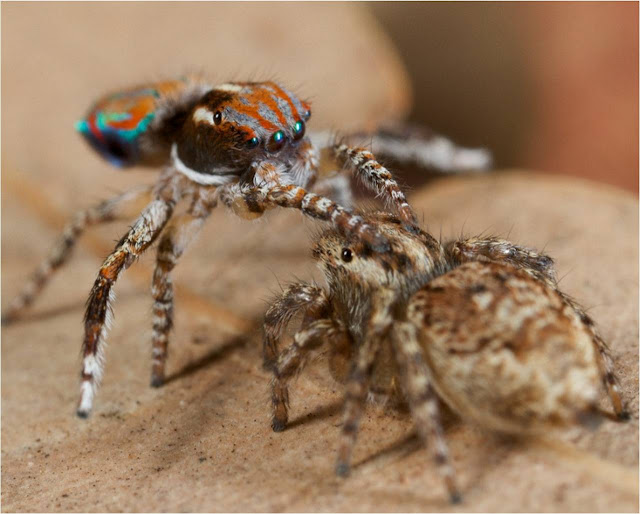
[75,79,196,168]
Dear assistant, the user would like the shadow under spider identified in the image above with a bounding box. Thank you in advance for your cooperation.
[287,399,344,430]
[1,291,142,326]
[163,327,258,385]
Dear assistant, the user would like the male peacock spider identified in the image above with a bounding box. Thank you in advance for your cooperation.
[3,75,491,418]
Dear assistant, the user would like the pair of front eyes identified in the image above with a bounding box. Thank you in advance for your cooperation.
[212,110,307,152]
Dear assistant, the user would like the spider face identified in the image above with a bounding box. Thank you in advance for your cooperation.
[175,81,312,177]
[313,213,442,292]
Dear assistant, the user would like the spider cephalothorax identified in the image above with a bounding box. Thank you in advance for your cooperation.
[175,82,312,179]
[264,212,628,503]
[4,75,492,418]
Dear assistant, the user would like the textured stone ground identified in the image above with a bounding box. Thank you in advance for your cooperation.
[2,171,638,512]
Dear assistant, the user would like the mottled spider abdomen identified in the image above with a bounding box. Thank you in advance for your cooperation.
[75,77,207,167]
[408,260,601,433]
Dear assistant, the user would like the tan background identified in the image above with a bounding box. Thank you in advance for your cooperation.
[2,2,638,512]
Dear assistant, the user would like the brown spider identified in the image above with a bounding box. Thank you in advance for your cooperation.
[264,210,629,503]
[2,76,491,418]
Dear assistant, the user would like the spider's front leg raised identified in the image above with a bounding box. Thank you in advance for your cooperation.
[77,188,177,418]
[219,181,389,252]
[150,188,217,387]
[2,186,152,324]
[334,143,418,226]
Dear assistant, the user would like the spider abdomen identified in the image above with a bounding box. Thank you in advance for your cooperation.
[408,261,601,433]
[75,77,209,168]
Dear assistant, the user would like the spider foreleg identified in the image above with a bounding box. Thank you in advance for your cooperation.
[392,321,461,504]
[336,288,395,476]
[270,318,338,431]
[77,195,175,418]
[333,143,418,226]
[2,186,153,324]
[219,182,389,252]
[263,282,329,370]
[150,190,215,387]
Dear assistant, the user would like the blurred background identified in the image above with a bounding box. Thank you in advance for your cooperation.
[2,2,637,196]
[370,1,638,192]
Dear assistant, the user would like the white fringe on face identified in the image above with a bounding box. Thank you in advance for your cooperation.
[171,144,237,186]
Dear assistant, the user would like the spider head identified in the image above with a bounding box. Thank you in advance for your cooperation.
[175,81,312,179]
[313,212,444,293]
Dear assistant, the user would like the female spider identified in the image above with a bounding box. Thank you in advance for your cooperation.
[264,210,628,503]
[3,75,490,418]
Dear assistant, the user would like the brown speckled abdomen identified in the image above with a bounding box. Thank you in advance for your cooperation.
[407,261,601,433]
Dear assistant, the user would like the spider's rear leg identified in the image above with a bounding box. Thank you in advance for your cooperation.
[270,318,339,431]
[263,283,329,370]
[392,321,461,504]
[363,124,492,173]
[2,186,152,324]
[558,293,629,420]
[78,196,174,418]
[447,237,558,288]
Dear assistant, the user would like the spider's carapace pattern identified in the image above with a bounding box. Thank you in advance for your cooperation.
[3,75,491,418]
[264,209,629,503]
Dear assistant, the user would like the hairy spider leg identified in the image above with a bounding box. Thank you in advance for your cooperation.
[263,283,329,370]
[150,187,217,387]
[2,186,153,324]
[333,144,418,226]
[335,288,395,476]
[270,318,341,431]
[218,182,390,252]
[392,321,461,504]
[78,187,176,418]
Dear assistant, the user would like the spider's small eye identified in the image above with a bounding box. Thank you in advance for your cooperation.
[214,111,222,125]
[341,248,353,262]
[303,109,311,120]
[267,130,286,152]
[247,136,259,149]
[293,120,305,140]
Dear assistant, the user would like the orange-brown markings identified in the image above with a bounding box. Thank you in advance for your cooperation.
[269,82,301,120]
[226,96,280,132]
[251,87,288,127]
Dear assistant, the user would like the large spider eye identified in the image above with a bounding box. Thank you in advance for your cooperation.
[214,111,222,125]
[247,136,259,149]
[341,248,353,262]
[267,130,286,152]
[292,120,305,140]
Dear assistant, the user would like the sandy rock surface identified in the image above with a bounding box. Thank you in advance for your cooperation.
[2,171,638,512]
